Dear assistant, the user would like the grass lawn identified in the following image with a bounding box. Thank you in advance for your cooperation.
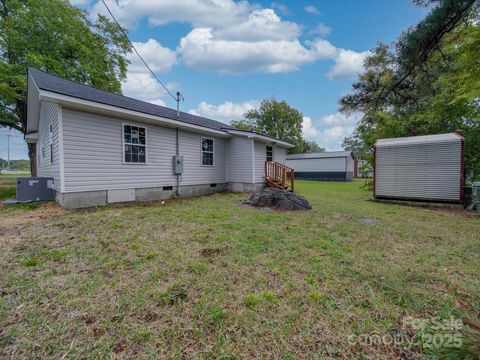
[0,178,479,359]
[0,174,18,200]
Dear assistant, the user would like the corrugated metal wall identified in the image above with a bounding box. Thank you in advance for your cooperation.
[375,141,462,201]
[286,157,347,172]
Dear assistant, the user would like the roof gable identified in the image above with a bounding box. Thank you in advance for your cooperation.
[28,68,233,132]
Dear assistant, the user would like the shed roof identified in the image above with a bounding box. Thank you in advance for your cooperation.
[375,133,463,147]
[28,68,233,132]
[286,151,354,160]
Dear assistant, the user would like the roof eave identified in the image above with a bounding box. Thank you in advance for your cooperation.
[38,90,230,137]
[225,129,294,148]
[26,71,41,133]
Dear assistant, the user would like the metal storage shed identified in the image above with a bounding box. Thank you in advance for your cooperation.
[374,133,464,202]
[286,151,355,182]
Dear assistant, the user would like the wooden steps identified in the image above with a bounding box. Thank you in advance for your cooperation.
[265,161,295,192]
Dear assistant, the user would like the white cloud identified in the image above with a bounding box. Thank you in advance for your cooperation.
[127,39,177,73]
[319,112,362,150]
[70,0,90,5]
[93,0,368,77]
[322,112,362,126]
[188,100,260,123]
[305,5,321,15]
[122,72,176,106]
[319,126,355,150]
[302,116,319,137]
[311,22,331,36]
[214,9,300,41]
[327,49,371,79]
[271,2,290,16]
[301,112,363,150]
[178,29,338,73]
[91,0,253,29]
[307,39,338,58]
[121,39,177,106]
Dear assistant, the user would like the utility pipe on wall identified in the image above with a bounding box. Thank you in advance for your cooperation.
[176,127,180,196]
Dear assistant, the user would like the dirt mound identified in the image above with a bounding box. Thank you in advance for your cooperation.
[243,187,312,211]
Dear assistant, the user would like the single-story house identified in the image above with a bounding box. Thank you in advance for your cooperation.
[26,68,293,209]
[286,151,355,182]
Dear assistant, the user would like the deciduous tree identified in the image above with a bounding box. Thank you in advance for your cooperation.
[341,0,480,178]
[231,97,323,154]
[0,0,131,175]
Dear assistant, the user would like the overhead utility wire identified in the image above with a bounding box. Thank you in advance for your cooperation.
[101,0,179,103]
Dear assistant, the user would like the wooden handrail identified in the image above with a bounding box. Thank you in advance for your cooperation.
[265,161,295,192]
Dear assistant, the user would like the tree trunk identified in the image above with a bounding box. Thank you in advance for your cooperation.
[14,99,36,175]
[28,142,36,176]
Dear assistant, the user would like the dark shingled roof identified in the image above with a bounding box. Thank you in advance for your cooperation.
[28,68,234,132]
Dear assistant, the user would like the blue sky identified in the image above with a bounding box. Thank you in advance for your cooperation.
[1,0,428,160]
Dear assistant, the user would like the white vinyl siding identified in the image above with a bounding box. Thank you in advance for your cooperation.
[62,108,226,192]
[227,136,253,183]
[180,132,226,185]
[254,140,266,183]
[275,147,286,165]
[37,101,61,191]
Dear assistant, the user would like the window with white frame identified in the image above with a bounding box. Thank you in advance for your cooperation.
[123,124,146,163]
[266,145,273,162]
[201,137,214,166]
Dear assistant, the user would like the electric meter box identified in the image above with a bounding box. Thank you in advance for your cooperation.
[173,155,184,175]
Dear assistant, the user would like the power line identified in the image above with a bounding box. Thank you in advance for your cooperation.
[101,0,178,102]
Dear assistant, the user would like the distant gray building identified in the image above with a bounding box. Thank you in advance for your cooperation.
[26,68,293,209]
[374,133,464,202]
[286,151,355,182]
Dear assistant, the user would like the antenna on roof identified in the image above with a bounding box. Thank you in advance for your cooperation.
[176,91,184,119]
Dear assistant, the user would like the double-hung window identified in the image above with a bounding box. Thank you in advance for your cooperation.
[201,137,214,166]
[124,124,146,163]
[266,145,273,162]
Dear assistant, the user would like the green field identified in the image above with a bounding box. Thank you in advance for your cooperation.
[0,174,18,201]
[0,179,479,359]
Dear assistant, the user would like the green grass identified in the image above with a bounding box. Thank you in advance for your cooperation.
[0,180,479,359]
[0,175,17,201]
